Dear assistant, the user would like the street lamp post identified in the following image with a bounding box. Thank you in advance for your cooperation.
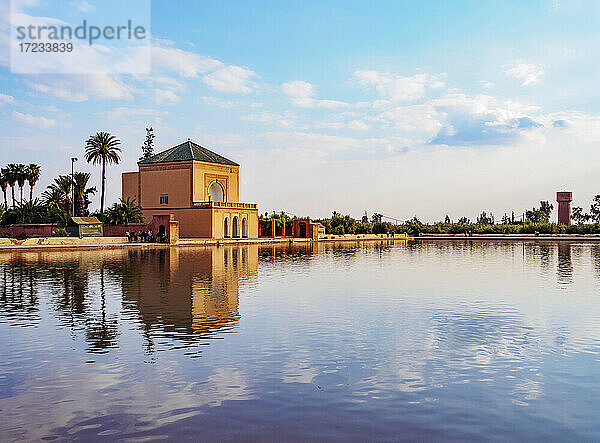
[71,157,78,217]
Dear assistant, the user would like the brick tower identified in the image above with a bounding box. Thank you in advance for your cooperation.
[556,191,572,225]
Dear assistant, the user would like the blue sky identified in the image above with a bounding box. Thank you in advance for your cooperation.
[1,0,600,221]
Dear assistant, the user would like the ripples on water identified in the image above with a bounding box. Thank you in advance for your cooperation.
[1,240,600,441]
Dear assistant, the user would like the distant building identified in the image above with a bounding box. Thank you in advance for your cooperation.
[122,140,258,238]
[557,191,572,225]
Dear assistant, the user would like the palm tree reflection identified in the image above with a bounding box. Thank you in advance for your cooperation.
[0,258,40,324]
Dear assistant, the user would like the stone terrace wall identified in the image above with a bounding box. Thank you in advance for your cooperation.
[103,223,149,237]
[0,224,53,237]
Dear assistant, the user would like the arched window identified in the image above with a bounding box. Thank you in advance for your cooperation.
[242,217,248,238]
[209,181,225,202]
[223,217,230,238]
[232,216,240,238]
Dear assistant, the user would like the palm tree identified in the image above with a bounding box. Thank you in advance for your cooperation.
[0,170,8,209]
[42,175,73,213]
[26,164,41,203]
[84,132,121,215]
[105,198,143,225]
[15,164,27,204]
[5,164,19,208]
[72,172,97,216]
[13,199,45,224]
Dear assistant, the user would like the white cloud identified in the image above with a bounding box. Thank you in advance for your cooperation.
[265,131,362,151]
[347,120,371,131]
[316,120,371,131]
[13,111,56,129]
[263,131,390,153]
[27,74,133,101]
[97,107,168,120]
[432,93,540,121]
[373,104,442,137]
[354,70,445,102]
[281,80,315,98]
[294,97,349,109]
[0,93,15,104]
[203,65,258,94]
[70,0,95,12]
[201,96,236,108]
[153,89,180,104]
[151,76,185,90]
[315,122,345,130]
[281,80,349,108]
[428,93,544,145]
[241,111,294,128]
[505,63,544,86]
[151,46,223,78]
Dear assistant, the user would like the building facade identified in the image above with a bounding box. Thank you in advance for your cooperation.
[122,140,258,238]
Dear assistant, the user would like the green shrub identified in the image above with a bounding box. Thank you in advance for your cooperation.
[332,225,345,235]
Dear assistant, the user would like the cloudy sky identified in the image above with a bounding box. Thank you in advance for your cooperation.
[1,0,600,221]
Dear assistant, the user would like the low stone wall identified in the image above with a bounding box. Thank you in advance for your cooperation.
[319,233,407,240]
[0,237,127,248]
[103,223,148,237]
[0,224,54,237]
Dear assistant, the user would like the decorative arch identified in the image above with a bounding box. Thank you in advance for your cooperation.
[223,216,230,238]
[242,217,248,238]
[209,181,225,202]
[232,216,240,238]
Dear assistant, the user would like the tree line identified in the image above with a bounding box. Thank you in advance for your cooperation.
[0,164,41,208]
[1,131,149,231]
[314,197,600,236]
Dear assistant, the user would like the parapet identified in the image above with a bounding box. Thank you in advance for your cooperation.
[556,192,572,202]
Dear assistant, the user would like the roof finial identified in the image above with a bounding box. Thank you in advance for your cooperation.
[187,137,190,141]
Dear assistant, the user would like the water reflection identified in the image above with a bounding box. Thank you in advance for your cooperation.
[557,243,573,286]
[0,261,40,330]
[2,241,600,441]
[118,246,258,355]
[0,246,259,356]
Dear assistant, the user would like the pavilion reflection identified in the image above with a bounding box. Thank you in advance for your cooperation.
[119,245,259,346]
[0,246,260,354]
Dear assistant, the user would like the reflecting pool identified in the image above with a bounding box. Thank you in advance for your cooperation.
[1,240,600,441]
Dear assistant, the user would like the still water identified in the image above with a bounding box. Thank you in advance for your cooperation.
[1,240,600,441]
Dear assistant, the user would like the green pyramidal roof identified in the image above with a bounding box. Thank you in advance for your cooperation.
[138,140,239,166]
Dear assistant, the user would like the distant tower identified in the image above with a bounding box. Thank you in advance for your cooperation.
[556,191,572,225]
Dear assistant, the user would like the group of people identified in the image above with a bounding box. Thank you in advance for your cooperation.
[125,229,166,243]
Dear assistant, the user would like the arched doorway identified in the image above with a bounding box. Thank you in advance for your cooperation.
[242,217,248,238]
[223,217,230,238]
[158,224,166,242]
[299,222,306,238]
[209,181,225,202]
[232,216,240,238]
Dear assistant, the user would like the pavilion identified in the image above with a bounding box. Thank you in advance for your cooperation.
[122,140,258,238]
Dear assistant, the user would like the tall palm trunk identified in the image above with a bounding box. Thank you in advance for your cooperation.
[10,185,15,208]
[2,189,6,209]
[29,185,33,203]
[100,159,106,214]
[20,186,23,204]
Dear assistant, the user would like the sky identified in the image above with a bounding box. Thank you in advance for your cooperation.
[1,0,600,222]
